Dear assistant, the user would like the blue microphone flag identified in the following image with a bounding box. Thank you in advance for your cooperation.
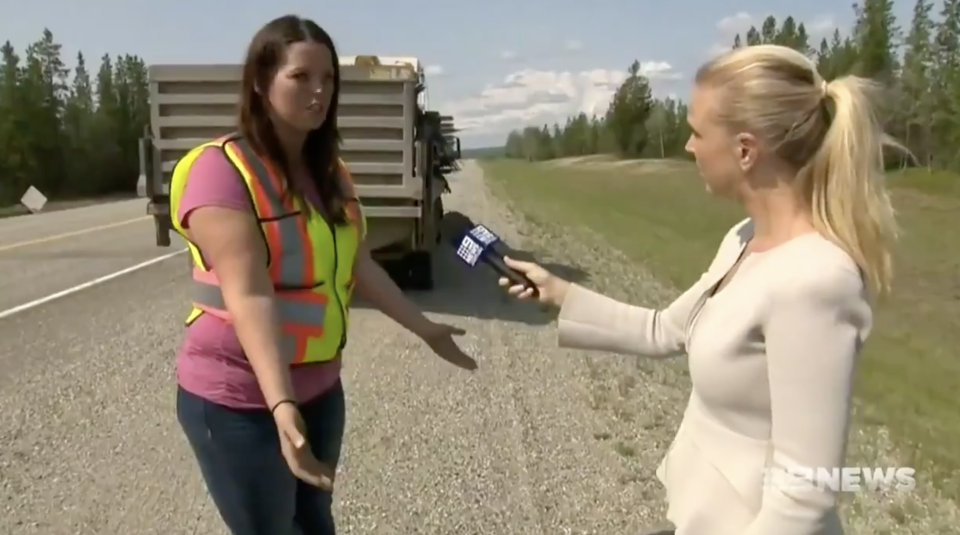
[467,224,499,247]
[454,234,486,267]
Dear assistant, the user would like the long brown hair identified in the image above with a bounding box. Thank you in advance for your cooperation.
[238,15,348,224]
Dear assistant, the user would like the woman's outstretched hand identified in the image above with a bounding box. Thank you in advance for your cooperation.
[418,322,477,371]
[498,256,571,308]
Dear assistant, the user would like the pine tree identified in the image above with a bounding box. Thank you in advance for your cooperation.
[760,16,778,43]
[931,0,960,166]
[900,0,937,164]
[855,0,900,80]
[0,32,151,206]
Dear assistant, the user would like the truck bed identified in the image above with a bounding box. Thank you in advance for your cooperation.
[147,63,422,218]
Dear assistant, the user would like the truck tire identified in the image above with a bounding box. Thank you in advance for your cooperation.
[405,251,434,291]
[155,216,172,247]
[380,259,408,288]
[434,198,444,245]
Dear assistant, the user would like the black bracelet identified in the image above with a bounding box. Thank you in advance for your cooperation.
[270,399,296,414]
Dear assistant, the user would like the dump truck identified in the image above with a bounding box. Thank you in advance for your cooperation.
[141,55,449,290]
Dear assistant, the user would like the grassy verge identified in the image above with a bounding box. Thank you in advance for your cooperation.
[481,158,960,501]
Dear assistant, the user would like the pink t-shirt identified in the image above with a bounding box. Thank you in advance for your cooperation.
[175,147,341,409]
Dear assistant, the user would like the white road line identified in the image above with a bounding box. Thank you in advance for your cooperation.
[0,249,188,320]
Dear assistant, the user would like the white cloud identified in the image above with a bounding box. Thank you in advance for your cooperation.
[438,62,681,138]
[564,39,583,52]
[708,11,839,57]
[424,64,443,76]
[708,42,732,56]
[717,12,754,34]
[639,61,682,80]
[808,15,837,34]
[500,50,518,61]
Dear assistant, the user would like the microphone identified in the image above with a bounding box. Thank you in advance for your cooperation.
[444,212,540,298]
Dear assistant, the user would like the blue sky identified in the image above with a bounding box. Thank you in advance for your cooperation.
[2,0,914,148]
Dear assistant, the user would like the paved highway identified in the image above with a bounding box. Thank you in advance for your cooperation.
[0,163,673,535]
[0,201,185,315]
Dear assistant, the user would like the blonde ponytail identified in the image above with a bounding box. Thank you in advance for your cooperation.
[804,76,898,296]
[696,45,899,296]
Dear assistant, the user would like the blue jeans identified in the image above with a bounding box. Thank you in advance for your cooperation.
[177,382,346,535]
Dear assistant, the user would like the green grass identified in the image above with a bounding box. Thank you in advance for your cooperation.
[461,146,505,159]
[481,158,960,501]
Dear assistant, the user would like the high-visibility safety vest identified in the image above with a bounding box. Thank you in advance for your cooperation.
[169,133,366,365]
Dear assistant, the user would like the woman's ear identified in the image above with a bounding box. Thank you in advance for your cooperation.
[735,132,759,173]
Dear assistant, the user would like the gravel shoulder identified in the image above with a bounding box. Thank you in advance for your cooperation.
[338,160,679,534]
[0,161,676,535]
[3,159,956,534]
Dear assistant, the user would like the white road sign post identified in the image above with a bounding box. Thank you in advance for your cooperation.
[20,186,48,214]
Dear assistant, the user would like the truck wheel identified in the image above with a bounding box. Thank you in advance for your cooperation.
[406,251,434,291]
[381,259,410,289]
[155,216,172,247]
[434,199,444,245]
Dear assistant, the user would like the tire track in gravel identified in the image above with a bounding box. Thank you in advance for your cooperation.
[335,160,685,534]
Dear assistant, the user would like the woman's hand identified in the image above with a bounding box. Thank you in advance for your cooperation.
[417,322,477,371]
[498,256,571,308]
[272,402,336,490]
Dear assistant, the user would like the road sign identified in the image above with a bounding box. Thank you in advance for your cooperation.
[20,186,48,213]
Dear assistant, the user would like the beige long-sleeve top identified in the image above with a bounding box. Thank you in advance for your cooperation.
[557,218,872,535]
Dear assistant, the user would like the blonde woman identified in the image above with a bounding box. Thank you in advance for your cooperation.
[501,44,897,535]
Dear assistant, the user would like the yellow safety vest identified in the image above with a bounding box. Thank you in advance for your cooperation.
[169,133,366,364]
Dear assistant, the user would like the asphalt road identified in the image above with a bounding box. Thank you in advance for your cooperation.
[0,200,183,314]
[0,163,675,535]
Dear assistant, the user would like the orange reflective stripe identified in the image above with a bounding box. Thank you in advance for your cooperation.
[225,137,286,219]
[226,138,287,281]
[236,162,281,219]
[338,160,365,238]
[277,157,315,286]
[281,290,328,364]
[258,152,298,213]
